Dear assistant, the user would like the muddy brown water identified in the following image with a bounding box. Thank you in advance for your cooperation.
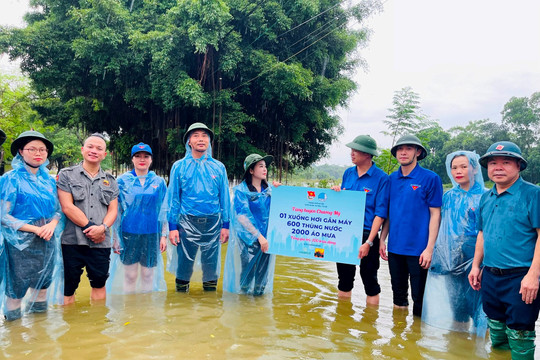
[1,248,537,359]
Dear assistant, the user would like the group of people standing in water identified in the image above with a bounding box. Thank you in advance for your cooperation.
[0,123,277,317]
[0,123,538,359]
[332,133,539,360]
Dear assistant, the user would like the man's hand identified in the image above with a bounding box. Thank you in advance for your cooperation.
[379,241,388,261]
[220,228,229,244]
[468,266,483,291]
[520,271,540,304]
[169,230,180,246]
[258,235,269,253]
[331,185,341,192]
[83,225,106,243]
[419,248,433,269]
[358,242,370,259]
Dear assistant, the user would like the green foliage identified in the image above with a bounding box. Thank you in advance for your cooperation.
[502,92,540,183]
[374,148,398,175]
[501,94,539,151]
[378,88,540,185]
[44,127,84,170]
[287,164,347,187]
[417,124,450,182]
[443,119,509,156]
[0,74,44,162]
[1,0,381,177]
[0,73,88,172]
[382,86,435,146]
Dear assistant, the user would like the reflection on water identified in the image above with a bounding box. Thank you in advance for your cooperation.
[1,249,538,359]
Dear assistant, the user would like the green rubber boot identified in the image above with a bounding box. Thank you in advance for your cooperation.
[488,318,510,350]
[506,328,535,360]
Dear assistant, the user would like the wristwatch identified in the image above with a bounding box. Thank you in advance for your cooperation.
[366,240,374,247]
[102,223,109,232]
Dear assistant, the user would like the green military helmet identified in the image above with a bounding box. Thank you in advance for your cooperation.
[243,153,273,178]
[390,134,427,160]
[0,129,6,146]
[345,135,379,156]
[183,122,214,144]
[479,141,527,171]
[11,130,54,156]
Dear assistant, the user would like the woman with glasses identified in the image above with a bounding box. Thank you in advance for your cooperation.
[0,130,63,321]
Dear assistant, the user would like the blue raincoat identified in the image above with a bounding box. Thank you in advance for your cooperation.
[163,141,230,283]
[422,150,488,336]
[0,155,64,319]
[223,182,276,295]
[106,170,168,294]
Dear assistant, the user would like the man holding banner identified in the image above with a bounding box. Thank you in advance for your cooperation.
[331,135,389,305]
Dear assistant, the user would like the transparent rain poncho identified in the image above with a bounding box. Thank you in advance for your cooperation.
[0,154,64,319]
[223,182,276,295]
[106,170,168,294]
[422,150,487,336]
[163,141,230,284]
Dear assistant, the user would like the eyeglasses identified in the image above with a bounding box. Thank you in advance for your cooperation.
[23,148,48,154]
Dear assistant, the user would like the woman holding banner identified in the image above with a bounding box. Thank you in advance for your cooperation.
[223,154,277,296]
[422,150,487,335]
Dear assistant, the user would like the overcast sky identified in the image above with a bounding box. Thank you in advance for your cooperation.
[329,0,540,164]
[2,0,540,165]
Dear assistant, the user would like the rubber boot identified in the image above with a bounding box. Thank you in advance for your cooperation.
[175,279,190,293]
[488,318,510,350]
[202,280,217,291]
[4,308,22,322]
[506,328,535,360]
[28,301,48,314]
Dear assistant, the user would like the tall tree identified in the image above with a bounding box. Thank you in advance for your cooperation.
[382,86,434,147]
[443,119,509,157]
[1,0,382,178]
[501,92,540,183]
[501,92,540,151]
[0,73,85,173]
[416,124,450,182]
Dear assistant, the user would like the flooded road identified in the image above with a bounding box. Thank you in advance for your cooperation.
[0,249,536,359]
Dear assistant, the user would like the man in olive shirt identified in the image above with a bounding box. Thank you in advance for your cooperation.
[57,134,119,304]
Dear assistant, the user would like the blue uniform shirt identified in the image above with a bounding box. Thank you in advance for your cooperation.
[340,163,389,230]
[388,164,443,256]
[478,177,540,269]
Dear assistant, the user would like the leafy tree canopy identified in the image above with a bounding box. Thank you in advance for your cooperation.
[1,0,382,178]
[378,88,540,185]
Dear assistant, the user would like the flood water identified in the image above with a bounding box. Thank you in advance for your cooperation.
[0,248,537,359]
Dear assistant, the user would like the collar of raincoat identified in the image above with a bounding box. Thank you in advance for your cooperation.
[12,153,51,177]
